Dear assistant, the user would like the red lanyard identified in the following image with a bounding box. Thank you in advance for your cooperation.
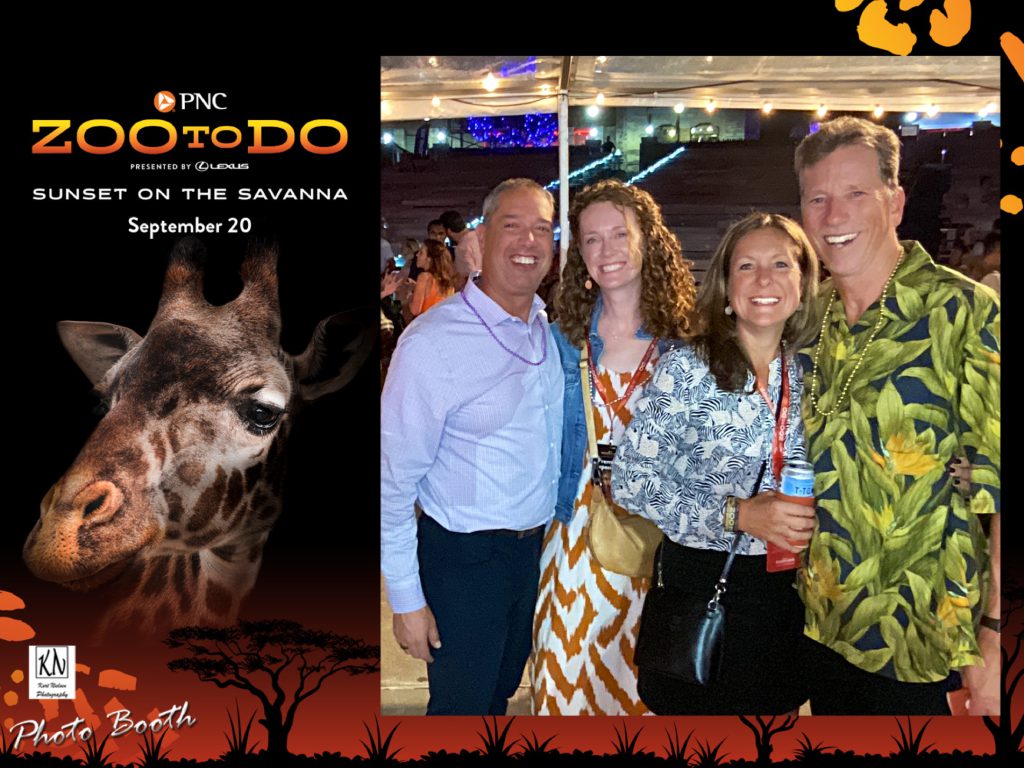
[586,337,658,425]
[756,354,789,484]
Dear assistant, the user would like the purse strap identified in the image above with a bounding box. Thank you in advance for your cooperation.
[579,343,606,493]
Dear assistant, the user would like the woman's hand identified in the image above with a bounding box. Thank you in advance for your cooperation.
[381,270,403,298]
[736,491,816,552]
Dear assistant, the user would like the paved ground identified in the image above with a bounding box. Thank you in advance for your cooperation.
[380,576,809,717]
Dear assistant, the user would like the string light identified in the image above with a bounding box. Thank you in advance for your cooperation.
[626,146,686,185]
[586,104,600,118]
[545,153,618,191]
[873,105,885,118]
[706,99,716,114]
[482,72,498,92]
[925,104,939,117]
[589,127,598,138]
[381,132,393,145]
[645,124,654,135]
[596,92,605,105]
[436,130,447,143]
[674,102,685,114]
[904,111,919,123]
[816,104,828,118]
[431,96,441,108]
[762,102,773,114]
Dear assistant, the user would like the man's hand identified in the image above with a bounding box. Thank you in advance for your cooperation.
[737,491,817,552]
[393,605,442,663]
[962,627,1001,716]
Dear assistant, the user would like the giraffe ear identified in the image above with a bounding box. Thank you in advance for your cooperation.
[291,309,374,402]
[57,321,143,386]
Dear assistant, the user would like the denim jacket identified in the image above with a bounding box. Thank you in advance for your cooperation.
[552,295,679,523]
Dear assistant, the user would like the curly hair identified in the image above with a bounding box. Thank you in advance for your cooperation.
[422,239,457,294]
[556,179,696,347]
[691,212,820,392]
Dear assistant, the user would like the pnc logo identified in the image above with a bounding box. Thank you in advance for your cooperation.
[154,91,176,113]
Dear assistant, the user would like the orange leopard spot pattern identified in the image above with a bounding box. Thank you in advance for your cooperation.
[0,592,25,611]
[0,617,35,642]
[98,669,137,691]
[11,670,24,683]
[104,696,126,715]
[857,0,916,55]
[1003,32,1024,80]
[73,688,102,732]
[1001,196,1023,215]
[3,691,17,706]
[838,0,972,54]
[928,0,970,47]
[40,699,59,720]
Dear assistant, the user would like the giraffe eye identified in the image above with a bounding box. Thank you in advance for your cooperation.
[238,401,283,436]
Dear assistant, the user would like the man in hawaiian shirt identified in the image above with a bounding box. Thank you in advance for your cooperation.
[795,117,1000,715]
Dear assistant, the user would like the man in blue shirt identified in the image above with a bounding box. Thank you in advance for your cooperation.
[381,178,563,715]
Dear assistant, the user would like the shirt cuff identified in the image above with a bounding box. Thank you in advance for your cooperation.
[386,579,427,615]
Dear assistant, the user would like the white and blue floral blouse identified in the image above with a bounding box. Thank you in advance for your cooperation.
[611,343,805,555]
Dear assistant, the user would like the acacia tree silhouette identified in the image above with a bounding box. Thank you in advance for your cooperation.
[738,714,798,765]
[982,583,1024,758]
[166,619,379,762]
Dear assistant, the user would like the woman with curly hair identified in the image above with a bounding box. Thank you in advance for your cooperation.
[409,239,457,317]
[531,179,696,715]
[611,212,820,714]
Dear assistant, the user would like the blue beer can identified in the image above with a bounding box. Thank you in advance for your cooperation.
[780,460,815,500]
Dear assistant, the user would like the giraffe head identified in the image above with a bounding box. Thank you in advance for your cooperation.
[24,238,371,625]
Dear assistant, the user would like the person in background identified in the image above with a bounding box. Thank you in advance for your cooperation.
[410,239,458,317]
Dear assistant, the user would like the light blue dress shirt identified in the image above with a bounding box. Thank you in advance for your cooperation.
[380,280,563,614]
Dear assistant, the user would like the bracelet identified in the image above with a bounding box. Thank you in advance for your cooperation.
[979,615,1001,633]
[723,496,739,533]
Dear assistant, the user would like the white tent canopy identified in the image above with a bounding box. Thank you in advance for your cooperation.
[381,55,999,121]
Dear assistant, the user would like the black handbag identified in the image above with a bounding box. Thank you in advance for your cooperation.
[634,458,769,686]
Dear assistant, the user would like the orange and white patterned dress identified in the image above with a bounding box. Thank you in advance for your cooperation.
[530,359,656,715]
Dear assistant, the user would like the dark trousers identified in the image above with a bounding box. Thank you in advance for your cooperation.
[804,636,953,715]
[417,514,543,715]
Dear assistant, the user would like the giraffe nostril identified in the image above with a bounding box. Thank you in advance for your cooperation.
[83,493,108,517]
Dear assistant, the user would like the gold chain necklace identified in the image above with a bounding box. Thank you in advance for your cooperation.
[809,250,904,417]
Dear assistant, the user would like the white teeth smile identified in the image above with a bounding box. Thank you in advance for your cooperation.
[751,297,779,305]
[601,263,625,273]
[825,233,857,245]
[511,255,537,265]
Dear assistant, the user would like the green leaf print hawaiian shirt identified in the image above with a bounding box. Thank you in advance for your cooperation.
[798,241,1000,683]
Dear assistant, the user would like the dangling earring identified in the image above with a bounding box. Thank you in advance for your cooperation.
[724,304,733,316]
[585,278,593,290]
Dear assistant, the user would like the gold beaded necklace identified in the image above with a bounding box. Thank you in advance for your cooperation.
[809,249,904,418]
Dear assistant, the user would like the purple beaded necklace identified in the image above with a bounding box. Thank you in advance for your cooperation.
[460,284,548,366]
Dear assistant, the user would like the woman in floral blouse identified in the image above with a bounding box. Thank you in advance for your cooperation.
[612,212,820,714]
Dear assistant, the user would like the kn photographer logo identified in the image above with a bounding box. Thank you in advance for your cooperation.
[29,645,76,699]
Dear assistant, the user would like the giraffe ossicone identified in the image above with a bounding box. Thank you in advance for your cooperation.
[23,237,372,637]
